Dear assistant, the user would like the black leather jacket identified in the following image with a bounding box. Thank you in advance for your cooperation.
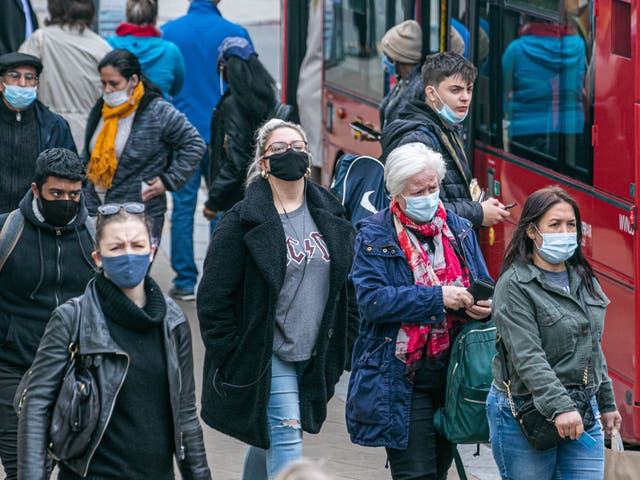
[17,279,211,479]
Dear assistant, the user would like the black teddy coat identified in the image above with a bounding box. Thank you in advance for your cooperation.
[196,178,356,449]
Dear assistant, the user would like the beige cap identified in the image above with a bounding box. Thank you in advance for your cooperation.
[381,20,423,64]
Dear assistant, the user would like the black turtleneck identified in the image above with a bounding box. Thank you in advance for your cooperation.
[59,274,174,480]
[0,96,39,214]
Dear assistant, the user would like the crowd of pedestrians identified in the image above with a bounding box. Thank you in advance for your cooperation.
[0,1,623,480]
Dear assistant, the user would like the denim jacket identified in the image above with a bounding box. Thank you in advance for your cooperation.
[346,208,491,449]
[491,261,616,421]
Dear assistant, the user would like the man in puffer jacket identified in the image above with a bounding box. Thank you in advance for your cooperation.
[0,148,96,480]
[381,52,510,229]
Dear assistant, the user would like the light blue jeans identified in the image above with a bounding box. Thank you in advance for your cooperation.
[242,355,304,480]
[486,385,604,480]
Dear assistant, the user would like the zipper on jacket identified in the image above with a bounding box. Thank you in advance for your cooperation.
[80,351,130,477]
[55,238,62,306]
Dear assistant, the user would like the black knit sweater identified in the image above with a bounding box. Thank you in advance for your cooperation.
[59,273,174,480]
[0,98,39,213]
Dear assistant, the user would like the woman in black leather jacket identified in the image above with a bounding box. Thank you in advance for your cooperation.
[17,203,211,480]
[203,36,278,221]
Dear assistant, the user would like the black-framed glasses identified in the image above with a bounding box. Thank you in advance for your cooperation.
[97,202,145,216]
[3,71,38,85]
[265,140,307,155]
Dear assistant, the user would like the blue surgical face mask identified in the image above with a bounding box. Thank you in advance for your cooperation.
[381,54,396,77]
[534,227,578,264]
[402,191,440,223]
[101,253,151,289]
[430,87,468,125]
[3,84,37,109]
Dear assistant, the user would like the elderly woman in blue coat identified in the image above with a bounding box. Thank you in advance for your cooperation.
[347,142,492,480]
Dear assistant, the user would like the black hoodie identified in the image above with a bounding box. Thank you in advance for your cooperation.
[0,189,95,369]
[380,99,484,228]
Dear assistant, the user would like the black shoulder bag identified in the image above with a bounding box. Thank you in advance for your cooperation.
[498,338,596,450]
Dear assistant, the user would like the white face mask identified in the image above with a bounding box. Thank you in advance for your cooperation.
[103,82,131,107]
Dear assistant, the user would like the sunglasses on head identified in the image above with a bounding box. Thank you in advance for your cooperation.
[97,202,145,216]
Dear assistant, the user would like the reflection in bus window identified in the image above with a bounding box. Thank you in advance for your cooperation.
[325,0,410,101]
[501,7,591,182]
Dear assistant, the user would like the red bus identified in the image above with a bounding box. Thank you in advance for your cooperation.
[282,0,640,442]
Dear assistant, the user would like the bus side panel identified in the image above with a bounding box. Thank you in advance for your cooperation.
[322,89,382,186]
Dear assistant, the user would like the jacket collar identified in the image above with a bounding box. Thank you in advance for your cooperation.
[79,278,184,354]
[188,0,221,15]
[18,188,89,232]
[511,260,592,301]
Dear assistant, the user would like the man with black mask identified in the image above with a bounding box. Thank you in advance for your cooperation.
[0,148,96,480]
[0,52,76,214]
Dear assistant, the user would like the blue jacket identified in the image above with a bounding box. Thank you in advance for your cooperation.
[107,35,185,99]
[161,1,251,141]
[502,28,585,137]
[346,208,491,449]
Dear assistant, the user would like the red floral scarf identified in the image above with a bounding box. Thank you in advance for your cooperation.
[391,199,470,379]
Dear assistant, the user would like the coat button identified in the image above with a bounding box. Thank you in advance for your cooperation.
[391,249,395,254]
[366,246,372,252]
[382,248,388,253]
[430,316,436,321]
[328,328,334,338]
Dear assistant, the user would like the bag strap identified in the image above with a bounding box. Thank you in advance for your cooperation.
[0,209,25,273]
[453,445,468,480]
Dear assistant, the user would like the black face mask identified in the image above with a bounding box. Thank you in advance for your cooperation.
[266,149,309,181]
[38,196,80,227]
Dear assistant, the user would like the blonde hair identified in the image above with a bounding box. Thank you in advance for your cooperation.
[275,458,334,480]
[246,119,311,185]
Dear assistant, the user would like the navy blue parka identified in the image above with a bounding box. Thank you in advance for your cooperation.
[346,208,491,449]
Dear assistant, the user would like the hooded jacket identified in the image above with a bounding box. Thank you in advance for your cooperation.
[502,25,586,137]
[381,101,484,228]
[107,34,185,99]
[17,279,211,479]
[379,63,424,130]
[0,189,95,369]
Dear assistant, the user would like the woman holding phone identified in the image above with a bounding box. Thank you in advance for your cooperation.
[347,142,493,479]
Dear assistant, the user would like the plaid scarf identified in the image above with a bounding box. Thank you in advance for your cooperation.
[391,199,470,380]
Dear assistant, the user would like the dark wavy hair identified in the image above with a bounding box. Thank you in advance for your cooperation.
[34,148,85,188]
[224,54,277,120]
[46,0,95,32]
[421,51,477,87]
[500,186,602,299]
[98,49,162,97]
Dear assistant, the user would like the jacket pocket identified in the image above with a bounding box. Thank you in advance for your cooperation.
[538,305,577,361]
[346,336,393,425]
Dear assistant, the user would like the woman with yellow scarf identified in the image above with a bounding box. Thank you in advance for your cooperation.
[84,49,205,246]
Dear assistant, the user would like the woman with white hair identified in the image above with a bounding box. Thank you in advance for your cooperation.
[346,142,492,479]
[197,119,356,479]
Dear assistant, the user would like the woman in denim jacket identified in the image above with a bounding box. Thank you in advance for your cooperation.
[487,186,621,479]
[347,142,492,479]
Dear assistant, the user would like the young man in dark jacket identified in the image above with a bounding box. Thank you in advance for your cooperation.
[0,52,77,214]
[381,52,509,229]
[0,148,95,480]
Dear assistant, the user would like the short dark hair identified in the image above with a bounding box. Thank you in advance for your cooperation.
[45,0,95,32]
[126,0,158,25]
[98,49,141,80]
[421,51,477,87]
[34,148,85,189]
[500,186,603,300]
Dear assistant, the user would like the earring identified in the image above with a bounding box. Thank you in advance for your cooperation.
[305,167,312,178]
[261,170,270,179]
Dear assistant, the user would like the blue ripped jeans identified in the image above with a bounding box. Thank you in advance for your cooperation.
[242,355,304,480]
[486,385,604,480]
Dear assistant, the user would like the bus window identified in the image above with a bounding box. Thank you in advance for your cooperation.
[500,1,593,183]
[324,0,412,101]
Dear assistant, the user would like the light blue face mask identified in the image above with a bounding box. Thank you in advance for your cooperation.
[534,227,578,264]
[431,87,467,125]
[2,84,37,109]
[381,54,396,77]
[403,191,440,223]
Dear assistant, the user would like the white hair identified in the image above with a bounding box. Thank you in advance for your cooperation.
[246,118,311,185]
[384,142,446,197]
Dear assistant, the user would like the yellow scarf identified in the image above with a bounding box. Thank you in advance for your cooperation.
[87,82,145,189]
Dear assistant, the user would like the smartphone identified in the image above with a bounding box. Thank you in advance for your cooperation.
[504,202,517,210]
[575,431,596,449]
[467,279,495,303]
[349,121,381,141]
